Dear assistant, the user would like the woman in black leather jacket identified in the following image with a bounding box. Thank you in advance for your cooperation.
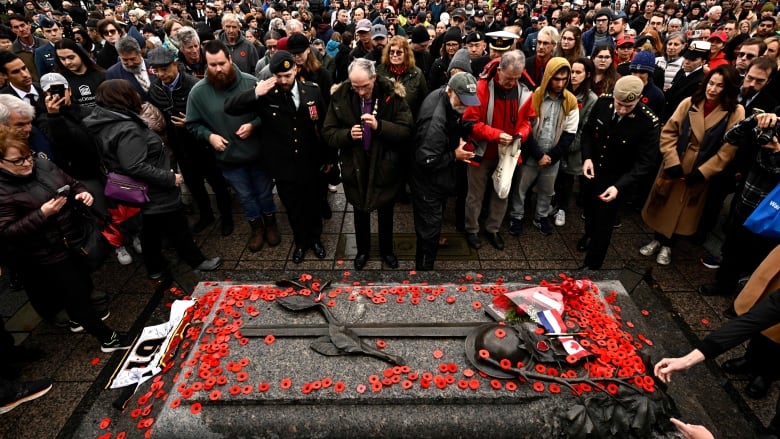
[0,128,130,352]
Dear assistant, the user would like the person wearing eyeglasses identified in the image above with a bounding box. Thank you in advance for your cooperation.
[0,125,134,353]
[582,7,612,56]
[733,37,766,76]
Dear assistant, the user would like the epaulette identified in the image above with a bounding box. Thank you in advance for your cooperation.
[599,93,613,100]
[301,79,319,88]
[639,104,660,124]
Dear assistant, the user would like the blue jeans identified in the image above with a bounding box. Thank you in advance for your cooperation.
[221,163,276,220]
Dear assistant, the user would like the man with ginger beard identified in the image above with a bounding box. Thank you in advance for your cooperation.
[186,40,281,254]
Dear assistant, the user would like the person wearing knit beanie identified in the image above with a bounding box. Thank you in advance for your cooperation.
[448,47,472,75]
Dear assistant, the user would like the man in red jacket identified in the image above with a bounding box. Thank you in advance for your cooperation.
[462,50,534,251]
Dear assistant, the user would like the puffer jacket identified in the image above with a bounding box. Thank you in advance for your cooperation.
[323,75,414,211]
[83,106,181,215]
[0,157,89,265]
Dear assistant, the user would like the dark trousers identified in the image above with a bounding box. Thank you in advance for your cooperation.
[178,150,233,220]
[582,179,621,269]
[0,317,14,357]
[141,210,206,274]
[744,334,780,379]
[455,162,467,230]
[21,258,113,342]
[716,223,780,294]
[554,172,576,212]
[276,179,323,248]
[697,171,737,237]
[412,188,446,266]
[354,204,394,255]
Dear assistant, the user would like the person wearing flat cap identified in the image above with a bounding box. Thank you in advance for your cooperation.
[147,47,234,237]
[411,71,480,271]
[225,51,332,264]
[577,75,660,270]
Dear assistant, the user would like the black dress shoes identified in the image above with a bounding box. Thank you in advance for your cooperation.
[292,247,305,264]
[354,253,369,270]
[312,241,326,259]
[465,233,481,249]
[721,356,751,375]
[746,375,773,399]
[381,253,399,269]
[485,232,504,250]
[576,236,591,252]
[698,284,731,296]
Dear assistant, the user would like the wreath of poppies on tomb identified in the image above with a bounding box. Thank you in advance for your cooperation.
[101,273,677,439]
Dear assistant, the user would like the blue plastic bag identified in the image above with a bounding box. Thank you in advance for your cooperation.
[744,183,780,238]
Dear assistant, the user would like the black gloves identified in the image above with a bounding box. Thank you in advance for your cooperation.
[664,165,684,179]
[685,169,705,186]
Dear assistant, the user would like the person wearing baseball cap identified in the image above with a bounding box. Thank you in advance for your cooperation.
[224,50,330,264]
[707,30,729,71]
[410,71,480,270]
[351,18,374,59]
[577,74,660,270]
[615,34,635,65]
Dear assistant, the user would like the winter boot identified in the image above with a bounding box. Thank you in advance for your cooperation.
[263,213,281,247]
[248,219,265,252]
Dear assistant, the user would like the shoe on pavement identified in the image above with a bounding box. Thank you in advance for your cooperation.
[69,311,110,333]
[554,210,566,227]
[328,184,338,193]
[0,378,53,414]
[115,246,132,265]
[508,219,523,236]
[465,233,481,249]
[656,246,672,265]
[100,332,132,353]
[485,232,505,250]
[533,217,552,236]
[639,240,661,256]
[195,257,222,272]
[700,255,721,269]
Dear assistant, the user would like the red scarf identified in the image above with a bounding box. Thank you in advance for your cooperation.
[389,64,407,77]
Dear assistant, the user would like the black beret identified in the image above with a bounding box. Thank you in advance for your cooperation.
[269,50,296,74]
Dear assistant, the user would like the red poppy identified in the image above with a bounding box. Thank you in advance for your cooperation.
[280,378,292,389]
[334,382,346,393]
[190,402,202,414]
[533,382,545,392]
[258,382,270,392]
[100,418,111,429]
[376,340,387,349]
[433,349,444,359]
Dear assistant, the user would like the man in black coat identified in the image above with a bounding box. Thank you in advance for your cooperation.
[225,51,331,264]
[578,75,660,270]
[662,40,709,123]
[410,72,479,271]
[146,48,234,236]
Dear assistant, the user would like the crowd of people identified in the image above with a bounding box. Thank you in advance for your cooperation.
[0,0,778,433]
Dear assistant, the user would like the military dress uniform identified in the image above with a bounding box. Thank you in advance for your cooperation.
[225,53,331,263]
[580,91,660,269]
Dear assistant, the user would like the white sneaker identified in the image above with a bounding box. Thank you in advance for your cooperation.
[554,210,566,227]
[639,240,661,256]
[328,184,338,193]
[656,246,672,265]
[115,246,133,265]
[132,236,143,254]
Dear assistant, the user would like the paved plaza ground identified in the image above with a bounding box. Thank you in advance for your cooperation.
[0,189,777,438]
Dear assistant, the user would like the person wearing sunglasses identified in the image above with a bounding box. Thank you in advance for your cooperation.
[95,18,125,69]
[733,37,766,76]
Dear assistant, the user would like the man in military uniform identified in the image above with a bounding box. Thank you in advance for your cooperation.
[225,51,331,264]
[578,75,660,270]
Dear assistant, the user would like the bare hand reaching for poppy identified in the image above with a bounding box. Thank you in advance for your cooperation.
[669,418,715,439]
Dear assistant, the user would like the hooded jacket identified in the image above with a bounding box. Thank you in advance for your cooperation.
[217,30,260,74]
[526,57,579,164]
[323,75,414,211]
[83,106,181,215]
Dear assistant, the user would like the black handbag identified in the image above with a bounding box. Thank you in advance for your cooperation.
[61,202,111,272]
